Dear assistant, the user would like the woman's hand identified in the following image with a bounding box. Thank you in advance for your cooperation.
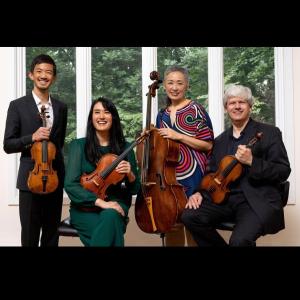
[185,192,203,209]
[116,160,131,175]
[158,127,212,151]
[95,198,125,216]
[158,127,181,141]
[116,160,135,182]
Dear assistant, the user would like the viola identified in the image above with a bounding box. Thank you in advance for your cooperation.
[200,132,263,204]
[27,105,59,194]
[80,134,147,199]
[135,71,187,234]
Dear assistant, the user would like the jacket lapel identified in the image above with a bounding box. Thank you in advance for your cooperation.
[50,97,59,136]
[27,94,43,127]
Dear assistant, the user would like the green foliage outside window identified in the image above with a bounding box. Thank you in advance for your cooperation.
[92,47,142,142]
[157,47,209,111]
[224,47,275,128]
[26,47,76,160]
[26,47,275,156]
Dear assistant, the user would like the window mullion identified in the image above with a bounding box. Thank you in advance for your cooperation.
[275,47,295,204]
[142,47,158,128]
[76,47,92,138]
[208,47,224,137]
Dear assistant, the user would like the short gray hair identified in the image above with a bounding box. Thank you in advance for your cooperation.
[223,84,254,108]
[164,65,189,83]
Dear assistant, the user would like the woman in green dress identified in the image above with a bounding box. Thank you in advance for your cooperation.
[64,97,140,246]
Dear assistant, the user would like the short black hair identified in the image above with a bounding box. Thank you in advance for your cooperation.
[30,54,57,76]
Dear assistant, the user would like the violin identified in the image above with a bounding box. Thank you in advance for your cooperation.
[80,134,147,199]
[200,132,263,204]
[27,105,59,194]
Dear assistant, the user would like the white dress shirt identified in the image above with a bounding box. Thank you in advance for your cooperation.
[32,91,54,130]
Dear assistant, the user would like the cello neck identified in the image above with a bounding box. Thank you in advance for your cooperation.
[142,71,162,179]
[145,92,152,130]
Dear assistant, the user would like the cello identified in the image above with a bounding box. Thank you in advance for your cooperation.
[27,105,59,194]
[135,71,187,234]
[200,132,263,204]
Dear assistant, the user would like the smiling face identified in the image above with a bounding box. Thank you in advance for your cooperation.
[28,63,56,91]
[92,101,113,133]
[163,71,189,103]
[225,96,252,125]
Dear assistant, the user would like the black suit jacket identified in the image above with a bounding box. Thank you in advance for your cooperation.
[207,119,291,234]
[3,94,68,191]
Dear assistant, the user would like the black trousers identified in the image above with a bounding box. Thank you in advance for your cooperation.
[181,193,264,247]
[19,188,63,247]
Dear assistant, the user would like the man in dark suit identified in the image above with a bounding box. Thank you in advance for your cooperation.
[181,84,291,246]
[3,54,68,246]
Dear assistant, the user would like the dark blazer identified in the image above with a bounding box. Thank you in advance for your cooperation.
[3,94,68,191]
[208,119,291,234]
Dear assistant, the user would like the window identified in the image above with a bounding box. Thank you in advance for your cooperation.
[224,47,275,128]
[91,47,142,142]
[26,47,76,164]
[8,47,294,205]
[157,47,208,111]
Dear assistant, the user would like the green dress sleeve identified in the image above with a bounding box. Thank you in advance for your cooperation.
[64,138,97,207]
[124,146,141,195]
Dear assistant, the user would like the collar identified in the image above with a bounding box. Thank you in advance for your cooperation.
[229,117,253,139]
[32,91,52,107]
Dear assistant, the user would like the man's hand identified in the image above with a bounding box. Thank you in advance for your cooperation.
[32,127,50,142]
[235,145,253,166]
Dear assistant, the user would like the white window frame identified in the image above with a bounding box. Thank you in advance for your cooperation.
[274,47,295,204]
[8,47,295,205]
[76,47,92,138]
[142,47,158,127]
[7,47,26,205]
[207,47,295,204]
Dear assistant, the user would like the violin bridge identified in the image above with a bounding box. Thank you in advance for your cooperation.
[214,178,221,185]
[92,179,100,187]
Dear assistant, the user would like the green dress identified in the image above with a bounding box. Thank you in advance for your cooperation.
[64,138,140,246]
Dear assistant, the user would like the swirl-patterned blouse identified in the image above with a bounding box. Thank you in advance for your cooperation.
[156,100,214,197]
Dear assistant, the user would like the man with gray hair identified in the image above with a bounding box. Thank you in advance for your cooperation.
[181,84,291,246]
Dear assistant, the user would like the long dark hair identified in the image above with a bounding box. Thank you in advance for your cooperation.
[84,97,126,165]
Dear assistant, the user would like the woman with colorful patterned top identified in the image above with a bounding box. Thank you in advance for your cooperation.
[156,66,214,246]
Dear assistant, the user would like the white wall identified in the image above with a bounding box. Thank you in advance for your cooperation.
[0,47,21,245]
[254,47,300,246]
[1,47,300,246]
